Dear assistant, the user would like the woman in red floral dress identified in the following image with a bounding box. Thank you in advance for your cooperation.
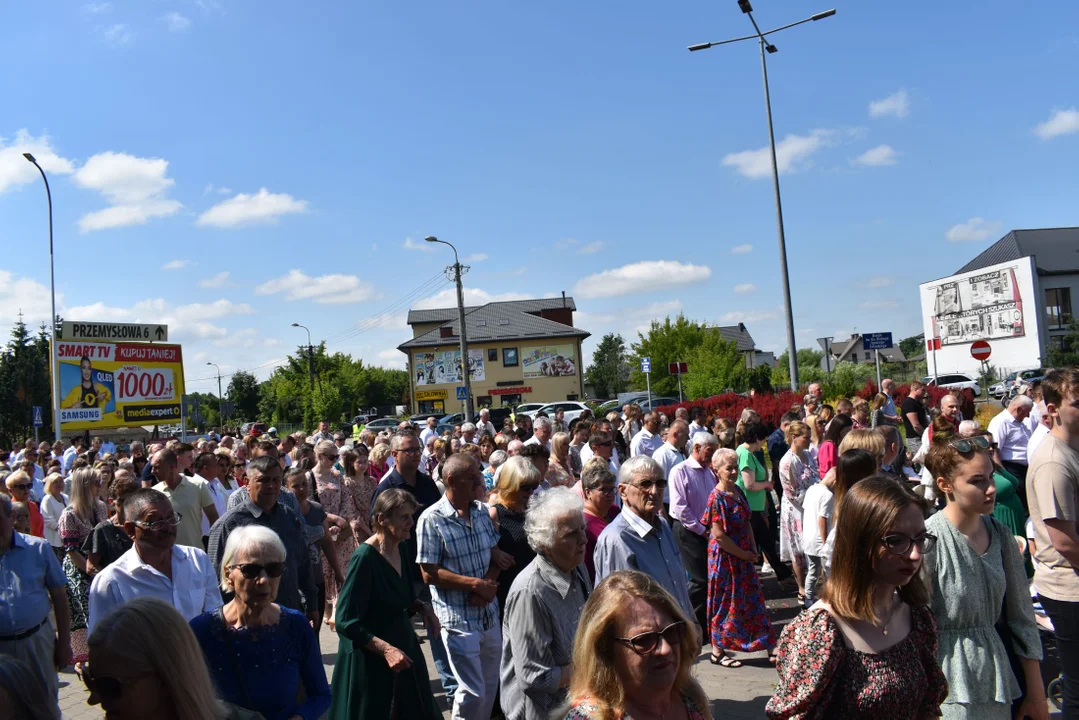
[701,448,776,668]
[767,476,948,719]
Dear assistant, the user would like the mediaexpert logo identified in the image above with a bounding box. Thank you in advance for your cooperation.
[122,403,181,423]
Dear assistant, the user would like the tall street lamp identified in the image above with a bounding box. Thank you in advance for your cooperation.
[689,3,836,392]
[424,236,474,423]
[290,322,316,391]
[206,362,224,425]
[23,152,61,442]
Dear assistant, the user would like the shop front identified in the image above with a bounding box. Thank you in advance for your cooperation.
[416,389,448,414]
[488,385,533,408]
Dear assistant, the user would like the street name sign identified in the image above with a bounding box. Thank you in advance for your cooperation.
[61,321,168,342]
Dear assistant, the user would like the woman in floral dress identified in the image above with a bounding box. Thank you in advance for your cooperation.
[311,441,368,629]
[778,420,819,603]
[702,448,776,668]
[58,467,108,665]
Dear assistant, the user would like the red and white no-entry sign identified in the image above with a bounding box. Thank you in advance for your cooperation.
[970,340,992,361]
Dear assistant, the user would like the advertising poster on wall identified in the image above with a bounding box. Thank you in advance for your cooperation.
[413,349,485,385]
[930,265,1026,345]
[522,344,578,379]
[57,341,185,429]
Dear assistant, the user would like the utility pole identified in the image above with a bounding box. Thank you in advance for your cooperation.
[291,323,316,391]
[425,236,474,423]
[206,362,224,425]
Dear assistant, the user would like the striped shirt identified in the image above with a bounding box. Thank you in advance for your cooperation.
[416,495,500,631]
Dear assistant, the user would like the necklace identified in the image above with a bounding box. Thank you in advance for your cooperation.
[874,592,899,635]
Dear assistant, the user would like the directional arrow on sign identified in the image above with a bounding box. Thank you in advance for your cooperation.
[155,326,166,340]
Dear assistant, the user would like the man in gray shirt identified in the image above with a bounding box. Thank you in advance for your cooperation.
[593,455,698,642]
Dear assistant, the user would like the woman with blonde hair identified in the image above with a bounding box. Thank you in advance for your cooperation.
[562,569,711,719]
[870,392,890,429]
[548,431,575,486]
[490,456,544,617]
[804,413,824,464]
[368,442,391,481]
[58,466,108,665]
[310,439,363,629]
[778,421,819,603]
[92,460,114,502]
[87,597,241,719]
[767,477,947,718]
[40,472,68,560]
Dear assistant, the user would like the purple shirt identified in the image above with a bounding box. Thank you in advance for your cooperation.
[668,457,717,536]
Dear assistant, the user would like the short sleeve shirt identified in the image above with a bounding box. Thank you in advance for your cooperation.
[735,445,767,512]
[1028,434,1079,601]
[154,476,214,549]
[901,397,928,438]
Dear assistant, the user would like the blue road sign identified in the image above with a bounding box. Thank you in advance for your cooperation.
[456,386,468,400]
[32,406,43,427]
[641,357,652,373]
[863,332,894,351]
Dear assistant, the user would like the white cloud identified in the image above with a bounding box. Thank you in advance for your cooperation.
[0,130,76,195]
[720,310,778,323]
[402,236,434,252]
[866,276,893,288]
[65,301,132,322]
[197,188,307,228]
[84,2,112,12]
[853,144,898,167]
[1034,108,1079,140]
[573,260,711,299]
[100,23,132,45]
[733,283,756,294]
[946,217,1003,243]
[859,300,899,310]
[165,12,191,32]
[463,253,488,262]
[869,90,910,119]
[722,129,833,179]
[413,287,534,310]
[254,270,377,304]
[74,151,182,232]
[199,271,230,288]
[161,259,190,270]
[730,244,753,255]
[578,241,606,254]
[377,348,406,369]
[0,270,56,326]
[202,184,232,195]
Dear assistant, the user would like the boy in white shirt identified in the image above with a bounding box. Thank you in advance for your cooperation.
[800,472,836,608]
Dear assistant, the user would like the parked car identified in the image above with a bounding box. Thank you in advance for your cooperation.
[922,373,982,396]
[989,371,1019,400]
[436,412,465,436]
[513,403,548,419]
[531,401,591,425]
[409,413,445,427]
[1004,368,1048,401]
[247,422,268,436]
[362,417,402,434]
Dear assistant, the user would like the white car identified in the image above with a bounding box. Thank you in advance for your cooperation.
[531,401,591,424]
[513,403,549,419]
[922,373,982,396]
[989,371,1019,399]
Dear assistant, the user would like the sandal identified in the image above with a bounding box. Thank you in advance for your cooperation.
[709,652,743,668]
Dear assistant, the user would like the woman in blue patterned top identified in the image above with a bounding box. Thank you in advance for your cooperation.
[190,525,331,720]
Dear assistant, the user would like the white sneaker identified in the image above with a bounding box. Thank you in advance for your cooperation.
[761,563,773,574]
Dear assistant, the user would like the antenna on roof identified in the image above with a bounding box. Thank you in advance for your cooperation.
[562,291,566,308]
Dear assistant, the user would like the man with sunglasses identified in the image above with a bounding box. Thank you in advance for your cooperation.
[207,456,318,627]
[87,489,221,632]
[0,491,71,704]
[593,456,698,642]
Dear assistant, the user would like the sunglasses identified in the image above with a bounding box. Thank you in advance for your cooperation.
[948,436,991,453]
[616,620,687,655]
[8,483,32,491]
[232,562,286,579]
[82,668,145,702]
[632,479,668,491]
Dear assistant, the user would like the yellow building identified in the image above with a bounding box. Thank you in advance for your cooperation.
[400,296,590,415]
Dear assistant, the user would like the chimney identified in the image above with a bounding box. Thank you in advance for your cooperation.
[561,291,566,308]
[739,322,746,332]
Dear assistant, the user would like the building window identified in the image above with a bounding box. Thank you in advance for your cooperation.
[501,393,522,406]
[476,395,492,409]
[1046,288,1072,330]
[865,351,871,361]
[487,348,497,361]
[503,348,518,367]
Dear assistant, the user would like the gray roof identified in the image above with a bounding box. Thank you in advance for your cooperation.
[399,297,588,350]
[406,296,577,325]
[956,227,1079,276]
[819,334,907,363]
[715,324,757,353]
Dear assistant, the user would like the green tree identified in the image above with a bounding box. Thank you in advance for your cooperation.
[1048,320,1079,367]
[227,370,260,421]
[772,348,827,389]
[682,333,746,399]
[0,314,52,449]
[899,333,925,360]
[630,315,749,399]
[585,333,630,399]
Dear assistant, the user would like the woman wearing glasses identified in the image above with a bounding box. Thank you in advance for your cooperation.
[767,476,947,719]
[923,437,1048,720]
[561,570,709,720]
[190,525,331,720]
[581,457,619,584]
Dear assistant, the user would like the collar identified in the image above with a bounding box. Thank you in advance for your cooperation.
[621,506,658,538]
[120,543,188,573]
[241,495,276,518]
[686,456,705,471]
[8,531,29,550]
[535,554,578,599]
[432,494,483,521]
[662,442,682,454]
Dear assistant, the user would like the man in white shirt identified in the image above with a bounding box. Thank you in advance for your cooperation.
[310,419,333,445]
[420,416,440,447]
[687,407,707,440]
[476,408,496,439]
[62,438,81,474]
[988,394,1035,489]
[651,420,689,519]
[630,412,664,458]
[1028,404,1053,461]
[523,416,553,451]
[460,422,480,445]
[194,452,232,542]
[99,437,117,456]
[88,488,221,632]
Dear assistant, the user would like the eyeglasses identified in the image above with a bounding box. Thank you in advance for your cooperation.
[590,485,617,496]
[232,562,286,579]
[82,668,145,702]
[632,479,668,491]
[616,620,687,655]
[7,483,32,491]
[133,513,182,532]
[394,447,421,455]
[881,532,937,555]
[594,441,613,447]
[948,436,991,453]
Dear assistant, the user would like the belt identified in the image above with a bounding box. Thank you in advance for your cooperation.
[0,617,48,642]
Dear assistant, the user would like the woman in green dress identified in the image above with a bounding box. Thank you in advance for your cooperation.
[328,488,441,720]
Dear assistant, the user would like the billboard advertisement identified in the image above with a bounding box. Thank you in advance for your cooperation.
[413,349,485,386]
[57,341,185,430]
[929,265,1026,345]
[522,344,578,379]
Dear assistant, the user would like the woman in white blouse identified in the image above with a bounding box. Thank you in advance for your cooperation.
[39,472,68,560]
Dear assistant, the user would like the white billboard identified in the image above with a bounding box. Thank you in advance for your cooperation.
[919,256,1043,375]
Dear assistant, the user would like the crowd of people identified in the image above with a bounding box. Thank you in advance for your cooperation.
[2,369,1079,719]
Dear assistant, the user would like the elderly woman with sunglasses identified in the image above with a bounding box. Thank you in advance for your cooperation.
[561,570,709,720]
[923,436,1048,720]
[190,525,331,720]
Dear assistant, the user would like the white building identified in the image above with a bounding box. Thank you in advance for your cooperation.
[918,227,1078,377]
[818,334,906,372]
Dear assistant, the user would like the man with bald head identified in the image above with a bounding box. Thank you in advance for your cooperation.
[151,448,218,549]
[652,420,690,519]
[417,454,513,719]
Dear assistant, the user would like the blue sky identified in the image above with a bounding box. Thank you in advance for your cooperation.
[2,1,1077,394]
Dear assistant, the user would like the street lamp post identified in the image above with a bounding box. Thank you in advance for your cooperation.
[424,236,474,423]
[206,362,224,426]
[23,153,61,443]
[689,3,836,393]
[290,323,316,391]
